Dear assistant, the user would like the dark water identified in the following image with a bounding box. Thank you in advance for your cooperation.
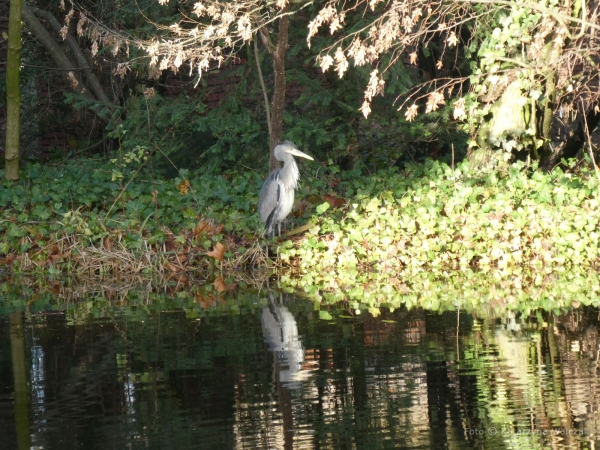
[0,291,599,449]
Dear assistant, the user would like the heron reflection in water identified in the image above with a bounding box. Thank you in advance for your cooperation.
[261,295,314,389]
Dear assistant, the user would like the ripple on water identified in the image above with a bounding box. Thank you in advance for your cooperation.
[0,301,599,449]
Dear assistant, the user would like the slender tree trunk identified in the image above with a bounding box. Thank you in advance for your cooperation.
[21,4,111,124]
[31,7,115,111]
[540,71,556,163]
[269,13,290,172]
[5,0,24,181]
[254,36,272,144]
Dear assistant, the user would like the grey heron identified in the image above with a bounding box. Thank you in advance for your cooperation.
[259,140,314,237]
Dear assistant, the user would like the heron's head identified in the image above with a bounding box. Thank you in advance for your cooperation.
[274,141,314,162]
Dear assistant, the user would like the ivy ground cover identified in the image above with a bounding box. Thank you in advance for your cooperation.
[0,157,599,311]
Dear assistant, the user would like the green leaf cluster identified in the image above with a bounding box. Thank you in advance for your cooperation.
[281,159,600,301]
[0,158,264,263]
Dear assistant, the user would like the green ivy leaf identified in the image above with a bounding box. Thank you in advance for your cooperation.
[316,202,330,215]
[319,310,333,320]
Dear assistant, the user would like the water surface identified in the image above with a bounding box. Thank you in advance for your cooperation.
[0,289,599,449]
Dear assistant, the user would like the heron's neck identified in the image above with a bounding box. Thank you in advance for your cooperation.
[280,156,300,190]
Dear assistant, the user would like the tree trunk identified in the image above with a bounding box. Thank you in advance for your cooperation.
[539,71,556,164]
[21,4,111,124]
[5,0,23,181]
[269,13,290,172]
[31,7,115,111]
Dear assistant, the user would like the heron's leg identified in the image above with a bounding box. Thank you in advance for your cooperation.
[261,226,270,259]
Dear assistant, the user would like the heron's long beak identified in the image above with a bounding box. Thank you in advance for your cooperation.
[285,148,314,160]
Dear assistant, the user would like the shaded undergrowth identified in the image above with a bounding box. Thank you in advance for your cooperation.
[0,158,269,274]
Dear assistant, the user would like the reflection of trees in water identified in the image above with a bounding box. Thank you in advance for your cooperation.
[553,308,600,439]
[6,299,600,449]
[10,313,31,450]
[444,307,600,448]
[248,296,433,449]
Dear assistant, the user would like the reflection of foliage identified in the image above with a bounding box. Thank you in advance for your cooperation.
[1,286,598,449]
[286,267,600,317]
[1,259,599,319]
[455,311,597,447]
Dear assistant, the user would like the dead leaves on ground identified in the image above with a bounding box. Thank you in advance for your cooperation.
[206,242,226,261]
[194,219,223,238]
[0,253,15,266]
[322,194,345,209]
[0,218,241,274]
[163,220,229,272]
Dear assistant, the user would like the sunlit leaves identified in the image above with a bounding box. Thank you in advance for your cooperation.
[425,91,445,113]
[318,54,334,72]
[404,104,418,121]
[446,31,458,47]
[359,101,372,119]
[316,202,331,215]
[280,158,600,294]
[308,5,343,44]
[453,98,466,120]
[334,47,349,78]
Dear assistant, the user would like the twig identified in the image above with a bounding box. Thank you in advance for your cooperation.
[254,34,272,140]
[580,99,600,191]
[282,222,316,237]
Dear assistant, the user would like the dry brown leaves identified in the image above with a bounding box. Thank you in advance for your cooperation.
[322,194,345,209]
[206,242,226,261]
[0,209,274,275]
[177,179,191,194]
[194,220,224,238]
[104,236,113,251]
[213,276,227,292]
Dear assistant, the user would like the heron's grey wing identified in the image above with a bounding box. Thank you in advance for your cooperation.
[259,171,281,226]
